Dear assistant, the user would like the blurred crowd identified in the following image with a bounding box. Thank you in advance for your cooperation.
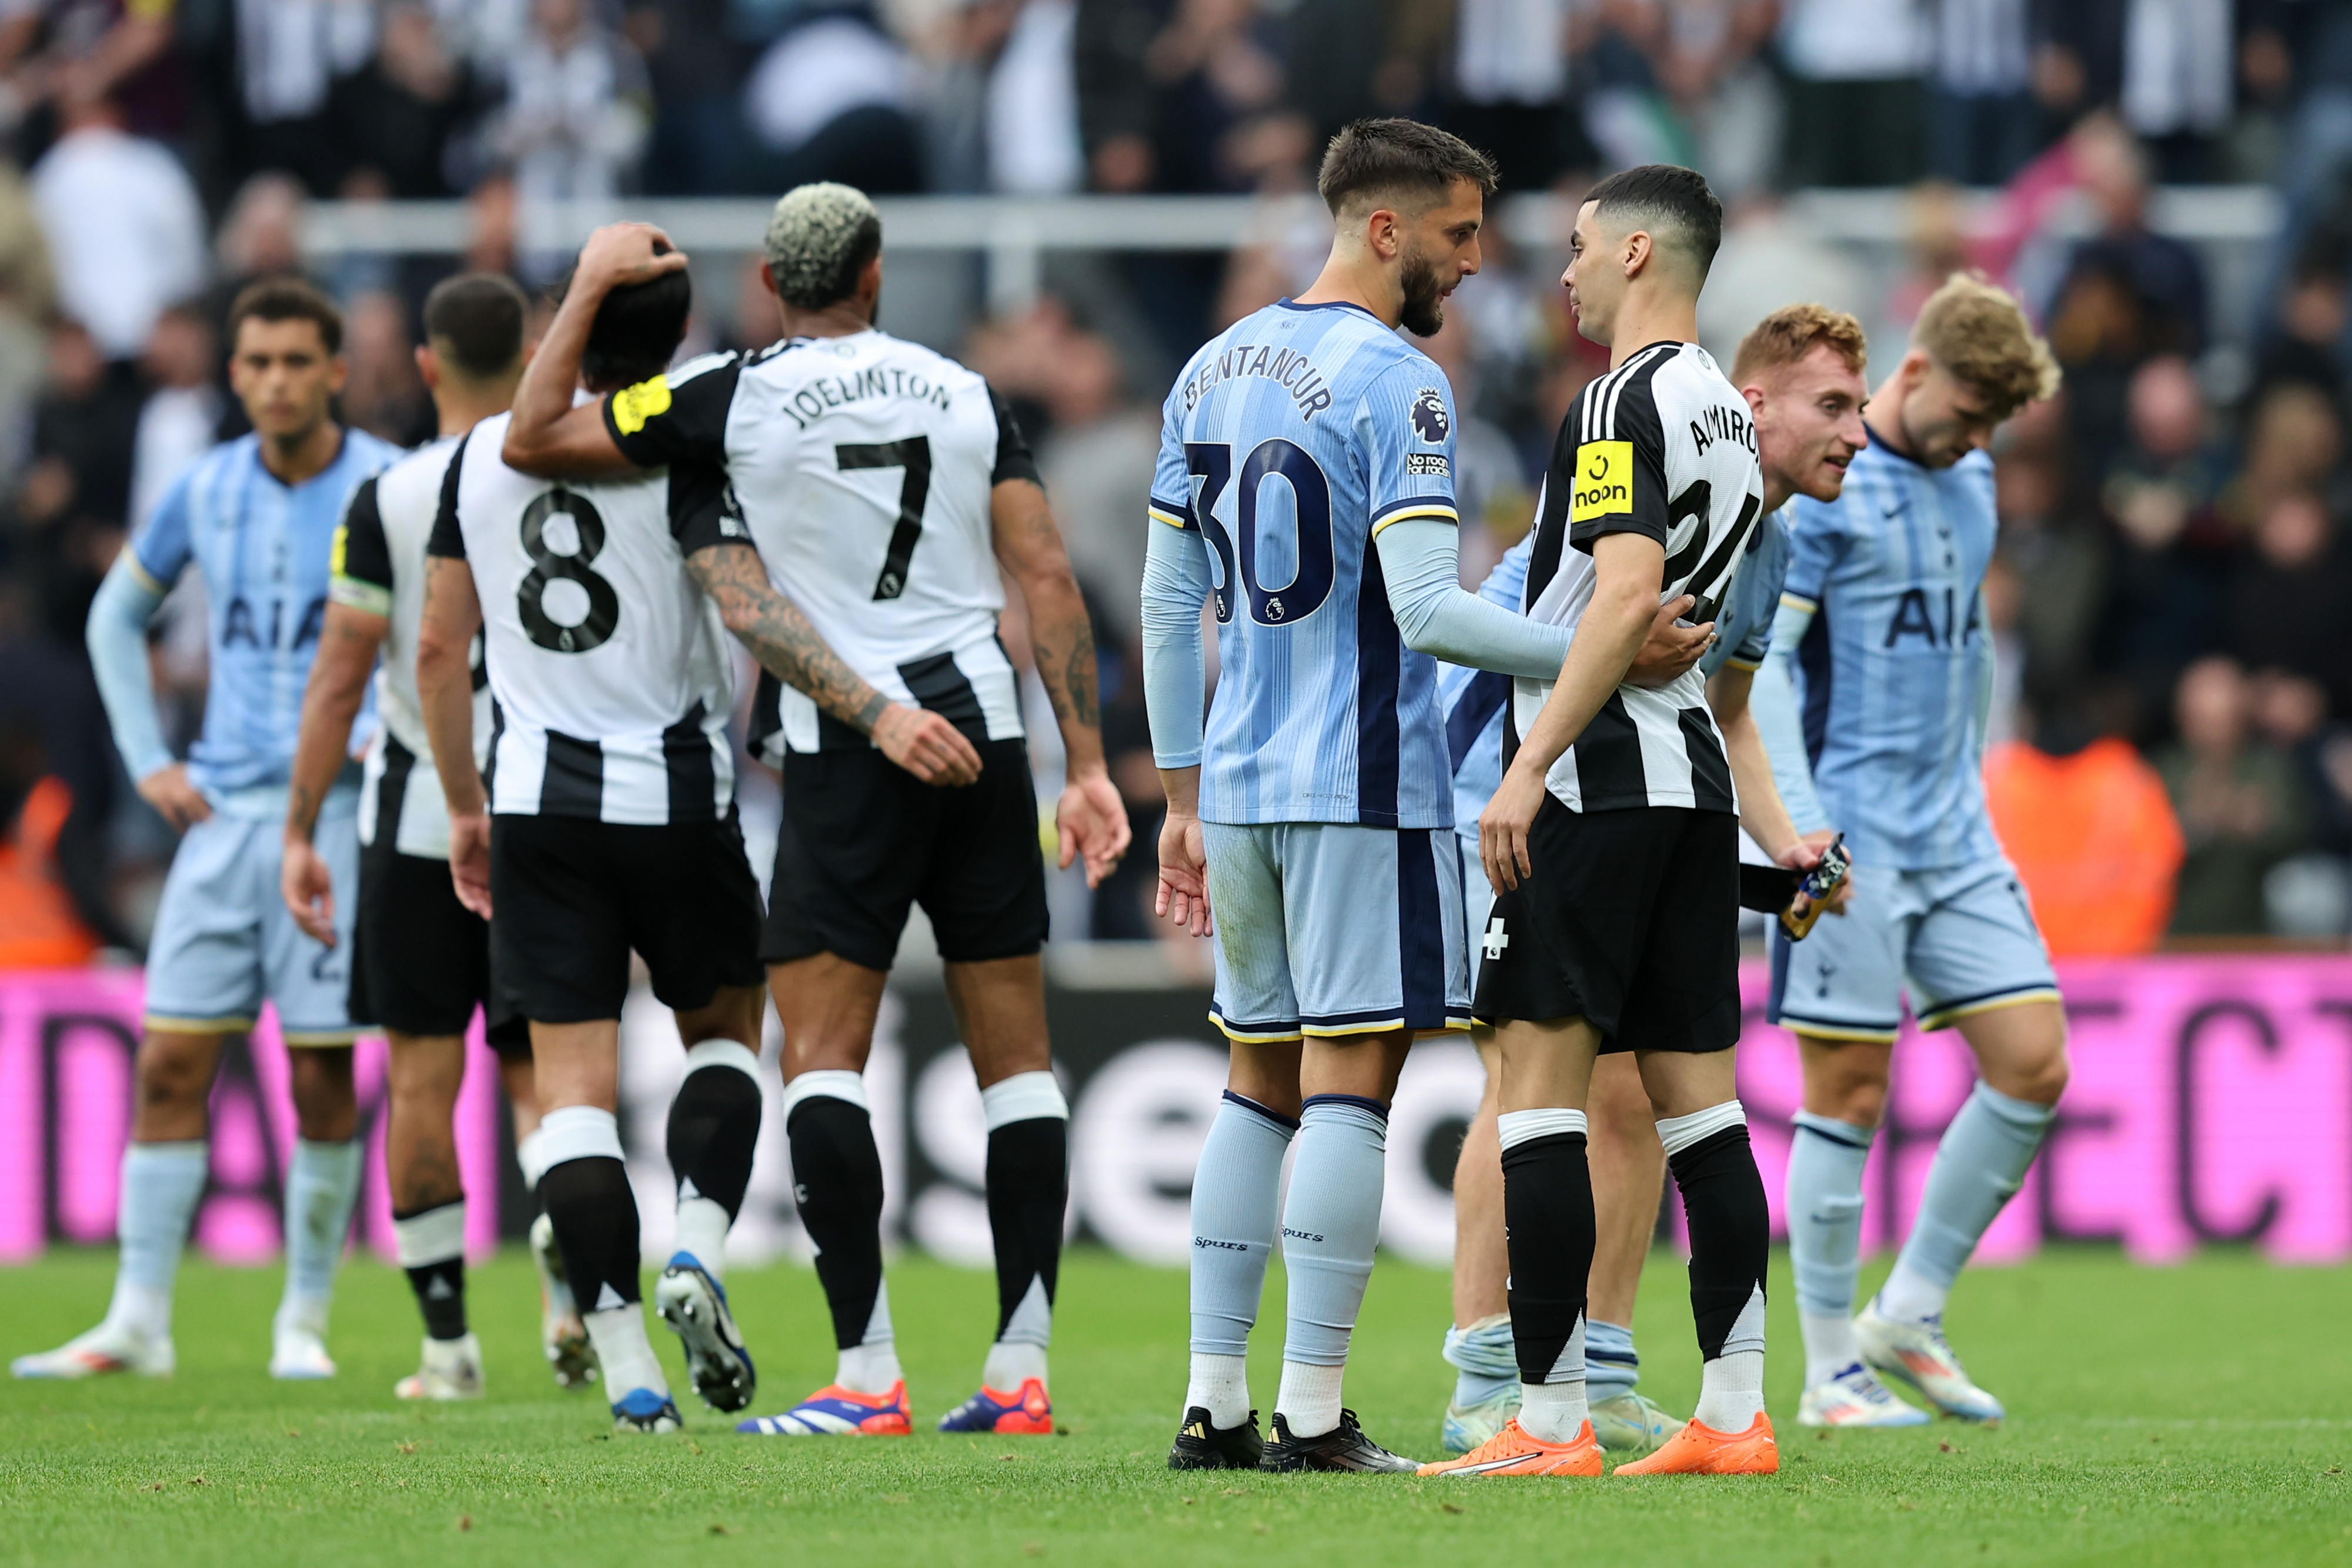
[11,0,2352,960]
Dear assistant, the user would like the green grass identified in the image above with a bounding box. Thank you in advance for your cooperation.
[2,1248,2348,1566]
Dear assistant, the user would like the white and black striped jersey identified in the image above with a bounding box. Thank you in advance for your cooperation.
[330,436,490,858]
[1514,339,1765,814]
[425,411,746,824]
[600,329,1040,765]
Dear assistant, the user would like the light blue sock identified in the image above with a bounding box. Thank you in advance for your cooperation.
[1788,1112,1875,1318]
[108,1141,209,1333]
[281,1138,365,1309]
[1277,1095,1387,1368]
[1442,1313,1516,1406]
[1188,1091,1297,1358]
[1584,1318,1638,1403]
[1880,1082,2054,1324]
[1788,1111,1876,1386]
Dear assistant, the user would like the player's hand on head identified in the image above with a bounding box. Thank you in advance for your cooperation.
[1154,811,1211,937]
[136,763,211,831]
[874,704,983,787]
[1056,769,1131,890]
[1478,765,1545,896]
[449,811,494,921]
[280,836,338,946]
[577,222,689,290]
[1626,595,1713,688]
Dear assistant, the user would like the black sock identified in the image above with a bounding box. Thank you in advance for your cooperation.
[539,1155,642,1313]
[787,1094,886,1349]
[984,1116,1067,1341]
[1501,1129,1594,1385]
[667,1062,764,1219]
[1669,1124,1770,1360]
[393,1202,469,1341]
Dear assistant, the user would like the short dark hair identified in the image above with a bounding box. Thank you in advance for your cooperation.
[1316,118,1498,218]
[422,272,528,380]
[1581,164,1724,283]
[558,242,692,390]
[227,276,343,356]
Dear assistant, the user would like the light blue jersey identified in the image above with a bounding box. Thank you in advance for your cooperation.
[1760,437,2000,871]
[129,430,400,800]
[1438,508,1791,835]
[1150,300,1462,829]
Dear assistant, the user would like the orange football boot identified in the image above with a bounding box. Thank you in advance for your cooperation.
[1415,1417,1605,1477]
[1611,1412,1779,1475]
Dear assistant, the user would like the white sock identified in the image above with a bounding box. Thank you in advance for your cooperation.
[1184,1351,1250,1429]
[280,1136,364,1315]
[837,1339,903,1394]
[1519,1378,1589,1445]
[1801,1310,1862,1389]
[1693,1350,1766,1432]
[584,1303,666,1396]
[1274,1359,1345,1439]
[673,1194,731,1281]
[982,1339,1048,1391]
[1876,1262,1949,1325]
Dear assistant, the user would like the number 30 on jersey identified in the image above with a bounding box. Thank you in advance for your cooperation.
[1185,438,1335,626]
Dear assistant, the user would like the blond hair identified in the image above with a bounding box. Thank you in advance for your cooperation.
[1732,302,1868,385]
[1913,272,2061,417]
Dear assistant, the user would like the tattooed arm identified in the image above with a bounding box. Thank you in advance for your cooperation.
[282,601,387,944]
[684,540,981,788]
[990,476,1130,888]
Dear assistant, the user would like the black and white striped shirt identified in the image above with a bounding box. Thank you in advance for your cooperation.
[600,330,1040,765]
[425,413,746,825]
[1514,339,1765,814]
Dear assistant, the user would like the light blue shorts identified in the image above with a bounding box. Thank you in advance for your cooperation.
[1203,821,1471,1041]
[144,797,361,1043]
[1459,827,1497,997]
[1766,852,2059,1043]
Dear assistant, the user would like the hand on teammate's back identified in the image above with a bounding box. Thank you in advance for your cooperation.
[136,763,211,831]
[447,810,494,920]
[281,837,338,946]
[1055,770,1131,889]
[873,704,983,787]
[1154,811,1212,937]
[1626,595,1713,688]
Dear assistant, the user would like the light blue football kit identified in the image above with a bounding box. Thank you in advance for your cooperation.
[1145,300,1487,1039]
[91,430,400,1040]
[1751,436,2057,1042]
[1442,509,1792,989]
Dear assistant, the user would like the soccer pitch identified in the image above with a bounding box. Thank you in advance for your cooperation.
[2,1250,2346,1566]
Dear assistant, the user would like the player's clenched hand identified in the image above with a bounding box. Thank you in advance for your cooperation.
[1155,810,1212,937]
[1056,767,1131,889]
[1479,764,1548,896]
[1791,829,1853,918]
[1626,595,1713,688]
[137,763,211,832]
[874,704,983,787]
[281,835,338,946]
[449,810,493,921]
[574,222,689,292]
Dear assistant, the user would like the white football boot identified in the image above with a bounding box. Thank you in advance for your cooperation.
[395,1333,486,1401]
[1797,1361,1932,1427]
[12,1318,175,1379]
[1855,1298,2005,1424]
[270,1299,337,1380]
[1589,1390,1681,1455]
[1441,1385,1519,1455]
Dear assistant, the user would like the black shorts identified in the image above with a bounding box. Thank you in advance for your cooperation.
[490,811,766,1023]
[1472,800,1740,1054]
[763,737,1049,971]
[350,842,529,1057]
